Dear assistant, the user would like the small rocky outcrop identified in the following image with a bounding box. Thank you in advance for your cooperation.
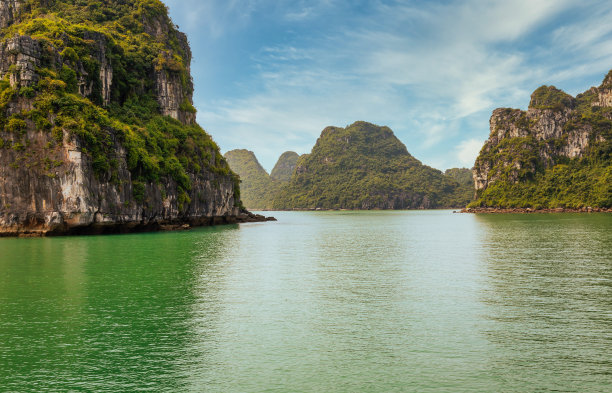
[593,72,612,107]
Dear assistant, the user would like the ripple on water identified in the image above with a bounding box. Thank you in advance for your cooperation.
[0,211,610,392]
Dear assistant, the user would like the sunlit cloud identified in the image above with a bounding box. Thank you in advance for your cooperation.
[164,0,612,171]
[457,139,486,168]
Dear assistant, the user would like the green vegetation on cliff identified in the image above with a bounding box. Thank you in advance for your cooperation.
[529,85,575,111]
[473,163,611,208]
[444,168,474,204]
[471,73,612,209]
[0,0,237,205]
[273,121,472,209]
[224,149,281,210]
[270,151,299,182]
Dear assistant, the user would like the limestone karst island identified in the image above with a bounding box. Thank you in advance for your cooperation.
[0,0,272,236]
[0,2,611,392]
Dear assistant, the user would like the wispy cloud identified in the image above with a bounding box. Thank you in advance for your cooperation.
[284,7,314,21]
[164,0,260,37]
[165,0,612,171]
[457,139,485,168]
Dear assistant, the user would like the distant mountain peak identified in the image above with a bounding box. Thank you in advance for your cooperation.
[274,122,472,210]
[271,151,299,182]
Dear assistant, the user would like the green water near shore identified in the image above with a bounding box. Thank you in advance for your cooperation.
[1,211,610,392]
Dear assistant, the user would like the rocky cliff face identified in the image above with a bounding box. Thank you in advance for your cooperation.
[0,0,21,30]
[0,1,195,123]
[0,35,40,91]
[153,35,196,124]
[473,106,593,190]
[472,71,612,208]
[0,129,238,235]
[0,0,247,235]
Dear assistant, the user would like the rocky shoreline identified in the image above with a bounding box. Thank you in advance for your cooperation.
[459,207,612,214]
[0,210,276,238]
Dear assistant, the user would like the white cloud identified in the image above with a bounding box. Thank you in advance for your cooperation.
[552,7,612,52]
[164,0,259,37]
[164,0,612,171]
[284,7,314,21]
[456,139,485,168]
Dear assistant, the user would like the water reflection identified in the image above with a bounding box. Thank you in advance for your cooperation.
[0,228,240,392]
[0,237,90,391]
[476,214,612,391]
[183,212,500,392]
[1,212,610,392]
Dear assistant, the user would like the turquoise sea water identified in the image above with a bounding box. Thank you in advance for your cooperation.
[0,211,611,392]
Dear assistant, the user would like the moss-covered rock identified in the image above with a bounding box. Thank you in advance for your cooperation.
[529,85,575,111]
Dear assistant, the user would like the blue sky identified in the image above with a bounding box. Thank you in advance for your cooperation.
[163,0,612,172]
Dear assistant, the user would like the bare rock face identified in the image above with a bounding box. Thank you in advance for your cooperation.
[0,128,241,236]
[0,0,22,30]
[154,32,196,124]
[155,65,195,124]
[0,35,41,89]
[593,78,612,107]
[143,9,196,124]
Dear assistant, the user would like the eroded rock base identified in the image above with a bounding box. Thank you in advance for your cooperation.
[0,211,276,237]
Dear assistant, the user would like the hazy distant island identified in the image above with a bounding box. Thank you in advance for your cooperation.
[223,149,300,210]
[227,121,474,210]
[0,0,270,236]
[467,70,612,212]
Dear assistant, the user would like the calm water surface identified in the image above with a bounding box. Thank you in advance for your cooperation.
[0,211,610,392]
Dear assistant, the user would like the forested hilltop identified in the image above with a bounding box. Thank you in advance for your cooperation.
[224,150,299,210]
[0,0,248,236]
[471,70,612,209]
[223,149,283,210]
[270,151,299,182]
[273,122,472,209]
[225,122,471,210]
